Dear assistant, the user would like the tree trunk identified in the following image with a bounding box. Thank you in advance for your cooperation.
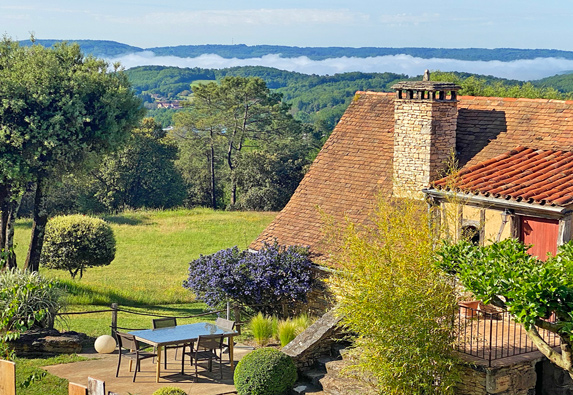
[210,130,217,210]
[5,196,21,269]
[24,178,49,272]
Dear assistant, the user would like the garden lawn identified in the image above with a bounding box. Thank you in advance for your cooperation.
[13,208,276,336]
[15,354,88,395]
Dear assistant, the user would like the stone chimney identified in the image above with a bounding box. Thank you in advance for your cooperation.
[391,75,460,198]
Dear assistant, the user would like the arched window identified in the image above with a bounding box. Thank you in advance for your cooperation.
[462,225,480,245]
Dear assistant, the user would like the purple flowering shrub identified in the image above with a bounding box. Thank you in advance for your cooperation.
[183,243,313,316]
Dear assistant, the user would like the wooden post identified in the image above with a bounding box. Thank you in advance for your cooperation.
[111,303,118,337]
[88,377,105,395]
[68,382,88,395]
[0,359,16,395]
[226,301,231,320]
[233,304,241,335]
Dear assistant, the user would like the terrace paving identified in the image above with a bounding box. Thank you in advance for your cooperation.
[43,344,254,395]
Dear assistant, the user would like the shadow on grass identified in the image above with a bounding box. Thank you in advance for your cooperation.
[55,279,172,307]
[102,215,149,226]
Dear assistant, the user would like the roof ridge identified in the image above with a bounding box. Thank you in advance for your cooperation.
[459,95,572,105]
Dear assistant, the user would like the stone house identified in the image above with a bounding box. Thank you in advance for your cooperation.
[250,79,573,393]
[251,80,573,261]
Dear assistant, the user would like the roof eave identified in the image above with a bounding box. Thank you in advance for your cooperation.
[422,188,572,218]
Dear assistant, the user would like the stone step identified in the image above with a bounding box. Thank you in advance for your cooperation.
[320,359,378,395]
[302,368,327,386]
[291,381,325,394]
[316,355,338,369]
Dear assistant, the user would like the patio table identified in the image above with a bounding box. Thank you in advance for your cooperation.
[129,322,237,383]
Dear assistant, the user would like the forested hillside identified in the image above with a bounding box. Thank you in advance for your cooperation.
[20,39,573,61]
[126,66,408,129]
[126,66,573,130]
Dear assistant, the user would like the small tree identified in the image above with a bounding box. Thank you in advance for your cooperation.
[40,215,116,279]
[437,238,573,380]
[328,198,459,394]
[183,243,313,317]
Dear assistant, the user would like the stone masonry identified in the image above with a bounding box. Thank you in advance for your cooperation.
[392,81,460,199]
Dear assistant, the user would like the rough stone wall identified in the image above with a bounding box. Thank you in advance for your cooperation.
[393,99,458,198]
[539,359,573,395]
[282,310,346,371]
[455,359,540,395]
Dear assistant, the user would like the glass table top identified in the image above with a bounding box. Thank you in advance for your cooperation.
[129,322,236,345]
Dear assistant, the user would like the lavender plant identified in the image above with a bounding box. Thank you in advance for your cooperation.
[183,243,313,316]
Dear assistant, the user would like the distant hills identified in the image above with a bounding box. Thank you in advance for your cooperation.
[18,39,573,62]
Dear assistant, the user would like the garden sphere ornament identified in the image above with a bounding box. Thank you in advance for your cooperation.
[94,335,116,354]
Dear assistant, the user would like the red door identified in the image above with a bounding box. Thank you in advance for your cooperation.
[519,216,559,260]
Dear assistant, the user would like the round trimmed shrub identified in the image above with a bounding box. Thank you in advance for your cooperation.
[234,348,297,395]
[152,387,187,395]
[40,214,116,279]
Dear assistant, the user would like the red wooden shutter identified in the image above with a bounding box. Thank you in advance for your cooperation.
[519,216,559,260]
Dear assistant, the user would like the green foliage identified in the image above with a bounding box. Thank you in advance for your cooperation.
[234,348,297,395]
[436,238,573,378]
[431,71,565,99]
[0,37,143,270]
[0,270,64,359]
[152,387,187,395]
[249,313,274,346]
[174,76,317,210]
[437,239,573,333]
[90,118,186,211]
[40,215,116,279]
[329,198,459,394]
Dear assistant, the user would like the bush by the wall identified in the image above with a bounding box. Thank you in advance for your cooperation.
[234,348,297,395]
[0,269,64,358]
[183,242,313,317]
[40,214,116,279]
[152,387,187,395]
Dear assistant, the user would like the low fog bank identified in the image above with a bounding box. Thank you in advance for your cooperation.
[109,51,573,81]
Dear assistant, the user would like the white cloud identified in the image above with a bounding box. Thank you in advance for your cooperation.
[110,9,369,26]
[378,13,441,25]
[108,52,573,81]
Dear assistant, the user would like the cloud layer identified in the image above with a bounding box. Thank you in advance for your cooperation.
[109,51,573,81]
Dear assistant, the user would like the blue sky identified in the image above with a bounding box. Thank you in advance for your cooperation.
[1,1,571,50]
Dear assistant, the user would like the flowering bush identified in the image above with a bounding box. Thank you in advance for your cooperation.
[183,243,313,316]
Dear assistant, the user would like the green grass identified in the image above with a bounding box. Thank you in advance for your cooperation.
[14,208,275,306]
[12,207,276,337]
[15,354,88,395]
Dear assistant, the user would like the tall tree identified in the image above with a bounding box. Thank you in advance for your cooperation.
[174,76,302,209]
[90,118,186,211]
[174,83,225,209]
[218,76,294,206]
[0,38,143,271]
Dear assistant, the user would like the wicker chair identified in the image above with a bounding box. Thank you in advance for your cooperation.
[115,332,157,382]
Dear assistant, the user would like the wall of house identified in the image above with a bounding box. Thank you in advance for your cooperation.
[463,205,512,244]
[438,202,511,244]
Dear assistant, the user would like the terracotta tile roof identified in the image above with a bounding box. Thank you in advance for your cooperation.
[251,93,573,257]
[456,96,573,167]
[432,146,573,207]
[249,92,395,255]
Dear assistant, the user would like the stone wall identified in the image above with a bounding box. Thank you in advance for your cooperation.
[393,98,458,198]
[455,358,542,395]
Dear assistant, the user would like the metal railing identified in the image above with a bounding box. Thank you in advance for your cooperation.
[455,305,560,366]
